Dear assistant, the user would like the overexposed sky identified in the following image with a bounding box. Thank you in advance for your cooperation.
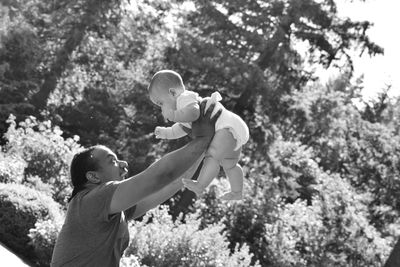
[336,0,400,100]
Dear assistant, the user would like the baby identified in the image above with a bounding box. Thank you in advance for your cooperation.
[148,70,249,200]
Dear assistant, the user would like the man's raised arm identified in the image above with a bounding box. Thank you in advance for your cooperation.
[109,101,221,214]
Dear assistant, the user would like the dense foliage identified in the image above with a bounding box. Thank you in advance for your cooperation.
[125,206,258,267]
[0,183,63,266]
[1,0,399,266]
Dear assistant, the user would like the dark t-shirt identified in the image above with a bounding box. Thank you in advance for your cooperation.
[51,181,130,267]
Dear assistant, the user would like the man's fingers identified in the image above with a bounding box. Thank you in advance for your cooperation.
[199,100,207,118]
[211,108,222,124]
[204,103,216,118]
[181,125,191,134]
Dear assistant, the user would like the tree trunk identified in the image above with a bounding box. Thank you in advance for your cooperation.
[30,0,113,110]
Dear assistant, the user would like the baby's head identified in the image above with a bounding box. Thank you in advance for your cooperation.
[148,70,185,115]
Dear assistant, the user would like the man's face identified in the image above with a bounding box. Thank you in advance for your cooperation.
[91,147,128,182]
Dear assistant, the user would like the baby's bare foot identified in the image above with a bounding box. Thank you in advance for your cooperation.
[182,179,204,196]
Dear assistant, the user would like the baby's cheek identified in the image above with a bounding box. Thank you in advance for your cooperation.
[161,108,168,117]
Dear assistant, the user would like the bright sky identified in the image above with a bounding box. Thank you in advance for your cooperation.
[334,0,400,100]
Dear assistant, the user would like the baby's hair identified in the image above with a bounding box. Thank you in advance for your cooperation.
[148,70,185,94]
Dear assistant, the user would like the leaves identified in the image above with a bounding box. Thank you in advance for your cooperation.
[0,0,399,266]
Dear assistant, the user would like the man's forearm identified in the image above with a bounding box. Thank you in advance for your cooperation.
[111,136,210,214]
[130,179,183,220]
[150,136,210,183]
[131,155,204,220]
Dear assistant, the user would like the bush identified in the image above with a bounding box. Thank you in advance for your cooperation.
[124,205,259,267]
[192,140,319,266]
[0,151,25,184]
[120,255,145,267]
[3,114,81,205]
[265,173,392,267]
[193,138,393,267]
[23,175,54,196]
[0,183,63,265]
[195,181,275,267]
[28,217,64,267]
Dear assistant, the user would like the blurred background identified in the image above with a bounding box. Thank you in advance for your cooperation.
[0,0,399,266]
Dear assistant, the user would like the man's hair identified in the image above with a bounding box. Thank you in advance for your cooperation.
[68,145,104,202]
[148,70,185,94]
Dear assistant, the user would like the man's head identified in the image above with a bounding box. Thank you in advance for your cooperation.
[148,70,185,117]
[68,145,128,202]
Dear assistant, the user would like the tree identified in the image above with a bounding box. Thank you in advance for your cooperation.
[165,0,382,122]
[29,0,123,110]
[0,0,123,140]
[282,76,400,234]
[161,0,383,217]
[362,85,392,123]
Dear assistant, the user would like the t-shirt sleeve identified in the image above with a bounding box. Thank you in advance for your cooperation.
[79,181,121,231]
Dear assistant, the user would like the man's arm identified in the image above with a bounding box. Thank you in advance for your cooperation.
[126,155,203,220]
[110,102,220,215]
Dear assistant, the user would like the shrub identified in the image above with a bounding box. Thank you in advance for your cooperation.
[194,138,393,267]
[23,175,54,196]
[265,173,392,267]
[195,181,275,267]
[193,140,318,267]
[3,115,81,205]
[0,151,26,184]
[0,183,63,265]
[124,205,259,267]
[28,217,64,267]
[120,255,145,267]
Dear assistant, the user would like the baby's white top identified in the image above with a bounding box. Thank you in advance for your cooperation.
[177,90,249,150]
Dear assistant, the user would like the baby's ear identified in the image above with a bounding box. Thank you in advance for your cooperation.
[169,88,177,96]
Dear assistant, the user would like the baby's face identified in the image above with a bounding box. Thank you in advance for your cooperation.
[150,89,177,119]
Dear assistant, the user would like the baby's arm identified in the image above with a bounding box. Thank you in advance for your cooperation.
[171,103,200,123]
[155,123,188,139]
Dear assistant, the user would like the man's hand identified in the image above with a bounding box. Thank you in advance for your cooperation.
[183,100,221,140]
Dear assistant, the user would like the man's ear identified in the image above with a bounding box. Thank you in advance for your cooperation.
[86,171,100,184]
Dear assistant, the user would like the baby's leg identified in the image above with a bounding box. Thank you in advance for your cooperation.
[182,128,235,196]
[220,148,243,200]
[182,155,220,196]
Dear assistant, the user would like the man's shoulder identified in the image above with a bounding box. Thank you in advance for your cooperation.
[79,181,120,204]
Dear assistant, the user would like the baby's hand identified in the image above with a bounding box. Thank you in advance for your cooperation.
[162,108,175,122]
[154,126,167,139]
